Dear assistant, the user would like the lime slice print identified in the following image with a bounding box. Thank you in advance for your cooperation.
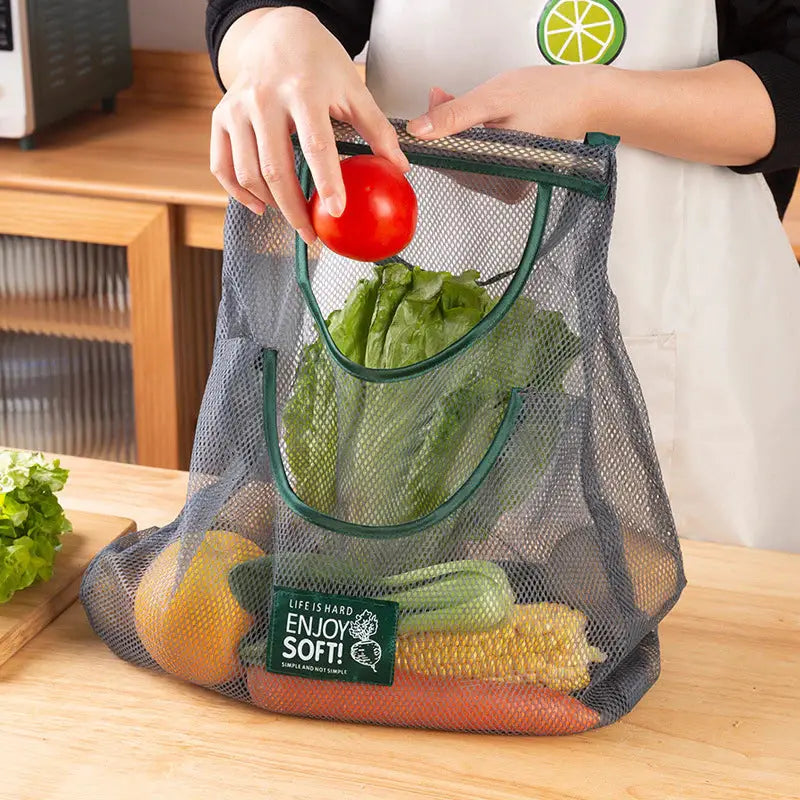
[538,0,626,66]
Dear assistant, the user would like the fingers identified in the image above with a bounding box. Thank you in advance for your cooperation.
[408,85,498,139]
[252,110,316,243]
[210,118,267,216]
[211,69,410,240]
[348,85,410,172]
[227,115,275,210]
[292,103,346,217]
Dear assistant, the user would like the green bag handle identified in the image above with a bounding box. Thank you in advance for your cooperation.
[296,165,553,384]
[262,348,523,539]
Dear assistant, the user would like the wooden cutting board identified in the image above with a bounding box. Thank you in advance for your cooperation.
[0,509,135,666]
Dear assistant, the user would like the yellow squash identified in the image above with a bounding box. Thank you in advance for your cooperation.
[134,530,263,686]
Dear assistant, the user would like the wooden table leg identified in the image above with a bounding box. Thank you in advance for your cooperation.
[127,204,181,469]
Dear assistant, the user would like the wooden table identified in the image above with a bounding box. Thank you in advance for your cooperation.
[0,455,798,800]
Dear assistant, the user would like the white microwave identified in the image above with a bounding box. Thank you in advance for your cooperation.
[0,0,133,150]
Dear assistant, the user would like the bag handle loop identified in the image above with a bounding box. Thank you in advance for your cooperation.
[295,155,553,384]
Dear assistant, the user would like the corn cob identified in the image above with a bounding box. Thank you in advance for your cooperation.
[395,603,606,693]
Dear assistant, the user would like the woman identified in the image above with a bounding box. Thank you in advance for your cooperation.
[204,0,800,552]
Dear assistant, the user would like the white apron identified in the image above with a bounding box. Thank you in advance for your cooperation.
[365,0,800,552]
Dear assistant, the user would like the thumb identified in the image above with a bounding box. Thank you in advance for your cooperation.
[407,89,488,140]
[348,84,411,172]
[428,86,455,111]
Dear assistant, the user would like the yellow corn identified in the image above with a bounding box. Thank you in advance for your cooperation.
[395,603,606,693]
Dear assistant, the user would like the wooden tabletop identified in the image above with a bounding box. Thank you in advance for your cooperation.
[53,452,189,530]
[1,455,798,800]
[785,203,800,258]
[0,105,226,209]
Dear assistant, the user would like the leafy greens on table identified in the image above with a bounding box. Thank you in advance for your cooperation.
[0,450,71,604]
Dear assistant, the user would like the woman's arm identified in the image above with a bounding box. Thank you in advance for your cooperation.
[718,0,800,215]
[719,0,800,176]
[407,61,778,168]
[207,0,373,89]
[215,6,276,90]
[593,61,776,167]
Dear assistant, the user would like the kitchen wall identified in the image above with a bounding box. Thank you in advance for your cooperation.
[129,0,207,52]
[128,0,368,59]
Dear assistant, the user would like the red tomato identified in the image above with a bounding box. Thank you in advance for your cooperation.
[309,155,418,262]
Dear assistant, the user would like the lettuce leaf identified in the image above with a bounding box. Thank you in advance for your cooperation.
[376,266,492,369]
[283,263,580,530]
[0,451,71,604]
[282,338,339,514]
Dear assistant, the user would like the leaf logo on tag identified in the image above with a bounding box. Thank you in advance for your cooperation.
[349,610,382,672]
[267,587,398,685]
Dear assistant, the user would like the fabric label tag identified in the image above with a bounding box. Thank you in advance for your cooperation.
[267,586,398,686]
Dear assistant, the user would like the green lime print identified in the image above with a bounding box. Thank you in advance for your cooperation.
[538,0,626,66]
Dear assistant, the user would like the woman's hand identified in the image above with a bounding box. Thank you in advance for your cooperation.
[424,87,529,205]
[409,62,775,169]
[212,7,408,242]
[407,66,602,142]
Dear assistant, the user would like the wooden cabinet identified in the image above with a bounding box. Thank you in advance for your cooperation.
[0,188,222,467]
[0,53,227,468]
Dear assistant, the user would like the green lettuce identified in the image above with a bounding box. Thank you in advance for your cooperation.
[283,263,580,528]
[283,338,338,513]
[369,265,493,369]
[0,451,71,604]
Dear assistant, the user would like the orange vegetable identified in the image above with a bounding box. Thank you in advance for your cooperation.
[246,667,600,735]
[134,531,263,686]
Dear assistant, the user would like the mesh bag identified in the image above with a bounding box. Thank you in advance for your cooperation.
[81,122,686,735]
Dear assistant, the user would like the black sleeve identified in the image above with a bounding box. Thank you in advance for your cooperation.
[717,0,800,183]
[206,0,373,90]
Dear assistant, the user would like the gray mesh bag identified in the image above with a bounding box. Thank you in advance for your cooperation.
[81,122,686,735]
